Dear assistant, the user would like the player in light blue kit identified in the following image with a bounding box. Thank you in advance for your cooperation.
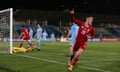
[34,23,43,51]
[50,32,55,43]
[41,30,48,45]
[67,22,79,64]
[28,25,33,48]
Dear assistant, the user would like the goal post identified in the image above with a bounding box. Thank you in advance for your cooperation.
[10,8,13,54]
[0,8,13,54]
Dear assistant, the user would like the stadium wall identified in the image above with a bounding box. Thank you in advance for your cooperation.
[101,38,120,42]
[59,38,120,42]
[0,38,120,42]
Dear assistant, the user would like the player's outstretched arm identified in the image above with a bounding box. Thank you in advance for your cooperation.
[70,9,74,15]
[70,9,84,26]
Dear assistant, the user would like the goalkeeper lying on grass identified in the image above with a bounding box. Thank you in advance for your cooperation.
[12,46,37,53]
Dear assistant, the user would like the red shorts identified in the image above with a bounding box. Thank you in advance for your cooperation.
[73,42,87,52]
[22,36,30,40]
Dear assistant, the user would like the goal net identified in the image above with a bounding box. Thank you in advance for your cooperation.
[0,8,13,54]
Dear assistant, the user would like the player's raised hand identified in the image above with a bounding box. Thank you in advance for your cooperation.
[70,9,74,14]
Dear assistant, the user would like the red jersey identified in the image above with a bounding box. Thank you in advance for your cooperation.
[71,14,95,51]
[22,28,30,40]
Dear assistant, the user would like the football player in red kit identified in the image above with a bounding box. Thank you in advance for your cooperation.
[19,25,36,48]
[68,9,95,71]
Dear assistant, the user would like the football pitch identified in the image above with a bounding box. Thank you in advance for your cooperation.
[0,42,120,72]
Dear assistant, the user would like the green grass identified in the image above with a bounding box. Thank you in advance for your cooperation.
[0,42,9,52]
[0,42,120,72]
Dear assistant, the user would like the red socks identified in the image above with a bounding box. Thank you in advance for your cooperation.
[20,42,33,48]
[71,55,80,66]
[20,43,23,48]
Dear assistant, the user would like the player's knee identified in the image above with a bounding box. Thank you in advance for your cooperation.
[75,51,80,57]
[75,49,84,56]
[78,48,84,53]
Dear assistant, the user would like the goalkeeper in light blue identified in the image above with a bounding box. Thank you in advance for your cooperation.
[34,23,43,51]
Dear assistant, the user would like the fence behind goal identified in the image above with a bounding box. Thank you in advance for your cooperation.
[0,8,13,54]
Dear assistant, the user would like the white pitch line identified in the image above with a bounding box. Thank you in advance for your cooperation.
[23,54,120,63]
[15,54,112,72]
[15,54,65,65]
[78,66,111,72]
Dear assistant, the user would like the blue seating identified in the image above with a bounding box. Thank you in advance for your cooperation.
[107,28,120,38]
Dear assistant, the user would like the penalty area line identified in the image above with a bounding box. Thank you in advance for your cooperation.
[15,54,111,72]
[78,66,111,72]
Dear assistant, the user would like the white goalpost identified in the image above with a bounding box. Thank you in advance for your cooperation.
[0,8,13,54]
